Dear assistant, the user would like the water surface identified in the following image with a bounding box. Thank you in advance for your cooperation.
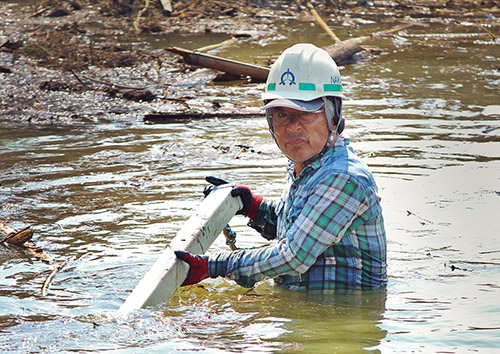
[1,16,499,353]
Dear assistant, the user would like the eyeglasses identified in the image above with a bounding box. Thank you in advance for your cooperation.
[271,109,325,127]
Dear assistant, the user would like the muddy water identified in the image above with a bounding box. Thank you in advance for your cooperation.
[1,19,500,353]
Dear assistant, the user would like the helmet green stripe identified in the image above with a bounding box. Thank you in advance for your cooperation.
[299,83,316,91]
[324,83,342,92]
[267,83,276,91]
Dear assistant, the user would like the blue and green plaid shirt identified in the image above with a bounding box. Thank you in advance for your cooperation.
[208,137,387,290]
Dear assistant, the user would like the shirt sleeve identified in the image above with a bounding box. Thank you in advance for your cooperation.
[208,173,371,288]
[247,199,278,240]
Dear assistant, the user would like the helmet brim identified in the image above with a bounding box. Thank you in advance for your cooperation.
[262,98,324,112]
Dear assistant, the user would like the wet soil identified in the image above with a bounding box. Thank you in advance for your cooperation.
[1,0,499,126]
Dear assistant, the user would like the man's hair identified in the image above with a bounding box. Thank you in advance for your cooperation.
[323,96,344,134]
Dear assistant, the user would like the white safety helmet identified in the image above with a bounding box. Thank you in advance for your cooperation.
[262,43,343,102]
[263,43,344,165]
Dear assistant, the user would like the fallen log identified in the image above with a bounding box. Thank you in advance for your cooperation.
[166,46,270,82]
[325,22,418,65]
[306,1,369,65]
[166,19,416,86]
[144,111,264,124]
[166,42,368,83]
[167,20,410,81]
[306,2,413,66]
[323,38,382,66]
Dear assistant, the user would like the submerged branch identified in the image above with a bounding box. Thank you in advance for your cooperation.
[41,256,75,296]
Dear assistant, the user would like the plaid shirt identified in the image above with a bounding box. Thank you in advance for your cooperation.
[208,137,387,290]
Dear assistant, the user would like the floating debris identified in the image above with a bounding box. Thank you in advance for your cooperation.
[0,220,54,263]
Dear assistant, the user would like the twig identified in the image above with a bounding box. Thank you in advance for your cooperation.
[354,22,421,43]
[133,0,151,33]
[406,210,433,224]
[41,256,75,296]
[69,69,91,89]
[479,250,500,255]
[234,148,244,159]
[480,25,496,41]
[306,2,342,43]
[29,6,51,18]
[195,38,238,52]
[74,71,153,90]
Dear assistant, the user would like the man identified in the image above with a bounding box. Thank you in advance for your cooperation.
[176,43,387,290]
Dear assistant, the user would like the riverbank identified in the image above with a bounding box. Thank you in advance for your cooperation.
[1,0,498,125]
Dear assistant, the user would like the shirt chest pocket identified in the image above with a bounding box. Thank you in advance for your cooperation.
[279,184,309,233]
[286,206,300,227]
[276,200,301,236]
[284,195,309,231]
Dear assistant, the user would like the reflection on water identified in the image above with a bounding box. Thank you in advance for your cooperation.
[1,18,500,354]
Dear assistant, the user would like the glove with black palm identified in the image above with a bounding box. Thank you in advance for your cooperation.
[204,176,262,220]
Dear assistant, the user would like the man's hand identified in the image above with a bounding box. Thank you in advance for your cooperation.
[174,250,209,286]
[204,176,263,219]
[231,186,263,219]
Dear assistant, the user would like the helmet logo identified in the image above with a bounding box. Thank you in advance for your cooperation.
[331,75,341,83]
[279,68,296,86]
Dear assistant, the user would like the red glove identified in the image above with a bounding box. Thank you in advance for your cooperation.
[231,186,263,220]
[174,251,209,286]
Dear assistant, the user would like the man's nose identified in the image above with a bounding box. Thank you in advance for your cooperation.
[286,115,303,130]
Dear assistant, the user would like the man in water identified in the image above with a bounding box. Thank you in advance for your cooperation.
[176,43,387,290]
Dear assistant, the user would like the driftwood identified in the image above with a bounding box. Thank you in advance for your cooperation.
[166,20,414,81]
[0,220,34,245]
[307,3,342,43]
[195,38,239,52]
[166,47,270,82]
[166,41,373,82]
[41,256,75,296]
[0,220,75,295]
[306,3,420,66]
[144,111,264,124]
[323,38,383,66]
[0,219,53,263]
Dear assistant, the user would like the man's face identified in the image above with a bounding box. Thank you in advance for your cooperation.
[271,107,330,166]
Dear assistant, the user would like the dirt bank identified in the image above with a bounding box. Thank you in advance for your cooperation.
[1,0,498,126]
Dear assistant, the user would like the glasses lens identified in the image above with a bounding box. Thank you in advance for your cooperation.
[272,112,289,126]
[298,111,317,123]
[272,109,324,126]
